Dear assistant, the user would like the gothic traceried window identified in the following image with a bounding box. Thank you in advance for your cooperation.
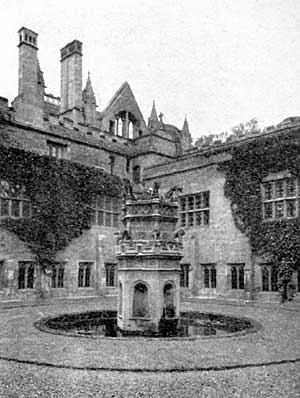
[0,180,31,219]
[262,177,298,220]
[180,192,210,227]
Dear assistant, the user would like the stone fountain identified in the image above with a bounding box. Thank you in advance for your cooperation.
[116,183,184,336]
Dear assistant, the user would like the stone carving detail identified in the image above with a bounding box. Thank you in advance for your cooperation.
[165,186,183,202]
[152,229,161,240]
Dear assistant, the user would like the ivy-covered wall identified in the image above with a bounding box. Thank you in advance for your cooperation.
[222,130,300,298]
[0,144,122,266]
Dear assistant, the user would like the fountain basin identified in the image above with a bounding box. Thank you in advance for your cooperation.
[34,310,261,339]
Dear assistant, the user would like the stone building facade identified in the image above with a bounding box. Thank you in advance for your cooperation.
[0,27,299,304]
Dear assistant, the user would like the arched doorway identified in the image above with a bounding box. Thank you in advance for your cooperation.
[132,282,150,317]
[163,282,176,318]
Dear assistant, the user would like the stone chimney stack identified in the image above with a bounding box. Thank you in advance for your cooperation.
[60,39,83,124]
[12,27,45,127]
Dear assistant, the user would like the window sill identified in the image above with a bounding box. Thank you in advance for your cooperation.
[78,287,94,289]
[262,217,297,223]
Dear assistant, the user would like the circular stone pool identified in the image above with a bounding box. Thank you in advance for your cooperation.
[35,310,261,339]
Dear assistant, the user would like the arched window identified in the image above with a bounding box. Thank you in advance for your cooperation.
[132,282,149,317]
[128,122,133,139]
[163,282,175,317]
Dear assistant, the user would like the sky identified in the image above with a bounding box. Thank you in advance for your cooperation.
[1,0,300,140]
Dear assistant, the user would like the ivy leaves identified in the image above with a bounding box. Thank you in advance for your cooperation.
[0,145,121,266]
[222,131,300,280]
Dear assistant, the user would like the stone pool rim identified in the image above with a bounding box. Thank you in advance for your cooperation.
[34,309,263,341]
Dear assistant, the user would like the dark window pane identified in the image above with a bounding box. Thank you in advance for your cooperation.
[231,267,237,289]
[78,266,84,287]
[195,195,201,209]
[11,200,20,217]
[211,267,217,288]
[203,192,210,208]
[58,266,64,288]
[180,213,186,227]
[27,264,34,289]
[112,198,119,212]
[97,211,104,225]
[180,264,189,287]
[188,212,194,226]
[105,197,112,211]
[203,210,209,225]
[264,183,273,200]
[113,213,119,227]
[90,210,97,225]
[271,267,278,291]
[105,212,112,226]
[204,267,209,288]
[97,196,104,209]
[0,198,9,217]
[239,267,245,289]
[18,264,26,289]
[106,264,116,287]
[51,267,57,288]
[275,181,284,198]
[275,201,284,218]
[287,200,296,217]
[188,196,194,210]
[262,268,269,291]
[180,198,186,211]
[286,179,296,197]
[195,212,202,226]
[85,265,91,287]
[264,202,273,219]
[22,201,31,218]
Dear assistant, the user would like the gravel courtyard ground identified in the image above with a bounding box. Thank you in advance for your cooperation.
[0,297,300,397]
